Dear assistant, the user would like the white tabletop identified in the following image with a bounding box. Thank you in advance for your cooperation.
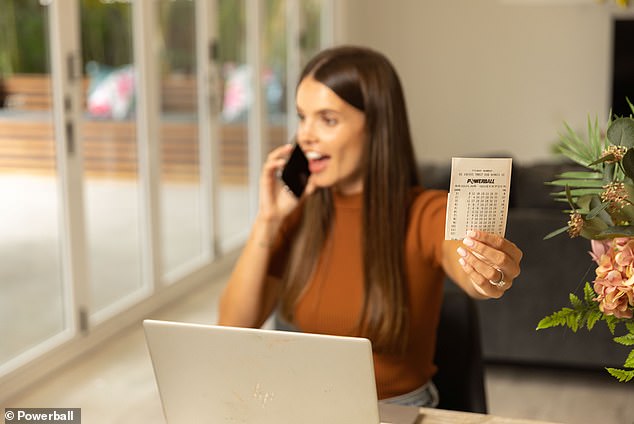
[417,407,563,424]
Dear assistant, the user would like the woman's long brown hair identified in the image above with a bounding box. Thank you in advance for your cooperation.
[280,46,420,354]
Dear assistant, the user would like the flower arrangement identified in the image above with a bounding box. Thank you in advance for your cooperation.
[537,100,634,382]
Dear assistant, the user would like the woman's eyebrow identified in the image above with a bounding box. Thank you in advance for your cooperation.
[296,106,342,116]
[317,108,340,115]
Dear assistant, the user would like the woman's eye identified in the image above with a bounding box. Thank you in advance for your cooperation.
[322,116,337,126]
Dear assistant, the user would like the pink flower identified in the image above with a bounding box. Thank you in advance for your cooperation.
[597,286,634,319]
[595,254,615,279]
[590,239,610,263]
[614,237,631,249]
[592,238,634,319]
[615,239,634,268]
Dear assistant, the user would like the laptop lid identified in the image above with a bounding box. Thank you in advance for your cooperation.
[143,319,381,424]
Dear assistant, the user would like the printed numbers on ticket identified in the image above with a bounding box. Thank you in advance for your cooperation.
[444,157,512,240]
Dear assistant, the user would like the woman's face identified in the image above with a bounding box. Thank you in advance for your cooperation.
[295,76,367,195]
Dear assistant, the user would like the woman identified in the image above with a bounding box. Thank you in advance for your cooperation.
[218,45,522,407]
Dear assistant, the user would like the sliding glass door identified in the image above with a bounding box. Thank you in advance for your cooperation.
[157,0,208,281]
[217,0,252,252]
[78,0,146,319]
[0,0,70,373]
[0,0,332,400]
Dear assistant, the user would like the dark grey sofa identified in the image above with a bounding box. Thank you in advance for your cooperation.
[419,161,631,369]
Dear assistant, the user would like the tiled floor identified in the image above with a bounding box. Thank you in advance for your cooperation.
[486,364,634,424]
[2,274,633,424]
[0,175,250,365]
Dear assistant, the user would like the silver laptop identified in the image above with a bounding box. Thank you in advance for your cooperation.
[144,319,385,424]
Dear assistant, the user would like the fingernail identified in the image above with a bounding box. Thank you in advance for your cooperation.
[463,237,475,247]
[458,257,466,267]
[467,230,477,238]
[457,247,467,257]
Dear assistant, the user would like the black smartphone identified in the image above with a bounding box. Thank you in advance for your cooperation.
[281,144,311,198]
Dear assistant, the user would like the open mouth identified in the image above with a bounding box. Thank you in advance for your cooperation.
[305,151,330,173]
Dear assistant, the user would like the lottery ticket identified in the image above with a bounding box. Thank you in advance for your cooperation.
[444,157,512,240]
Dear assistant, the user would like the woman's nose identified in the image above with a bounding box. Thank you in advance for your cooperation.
[297,120,316,145]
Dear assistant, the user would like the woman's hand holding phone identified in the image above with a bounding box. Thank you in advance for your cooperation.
[281,143,311,198]
[258,144,312,224]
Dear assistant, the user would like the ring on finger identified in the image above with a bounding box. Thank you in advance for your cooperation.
[489,267,507,288]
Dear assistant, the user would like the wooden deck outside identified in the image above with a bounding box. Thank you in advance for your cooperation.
[0,74,286,184]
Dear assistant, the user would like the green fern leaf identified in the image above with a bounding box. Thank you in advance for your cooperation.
[606,367,634,383]
[605,315,619,335]
[583,282,596,303]
[568,313,581,332]
[625,349,634,368]
[586,311,601,330]
[614,333,634,346]
[569,293,583,309]
[536,308,577,330]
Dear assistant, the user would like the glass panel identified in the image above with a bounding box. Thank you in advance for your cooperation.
[79,0,144,315]
[264,0,287,148]
[300,0,322,68]
[157,0,206,278]
[217,0,251,251]
[0,1,68,367]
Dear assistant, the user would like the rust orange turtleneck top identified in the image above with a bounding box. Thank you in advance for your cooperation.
[268,188,448,399]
